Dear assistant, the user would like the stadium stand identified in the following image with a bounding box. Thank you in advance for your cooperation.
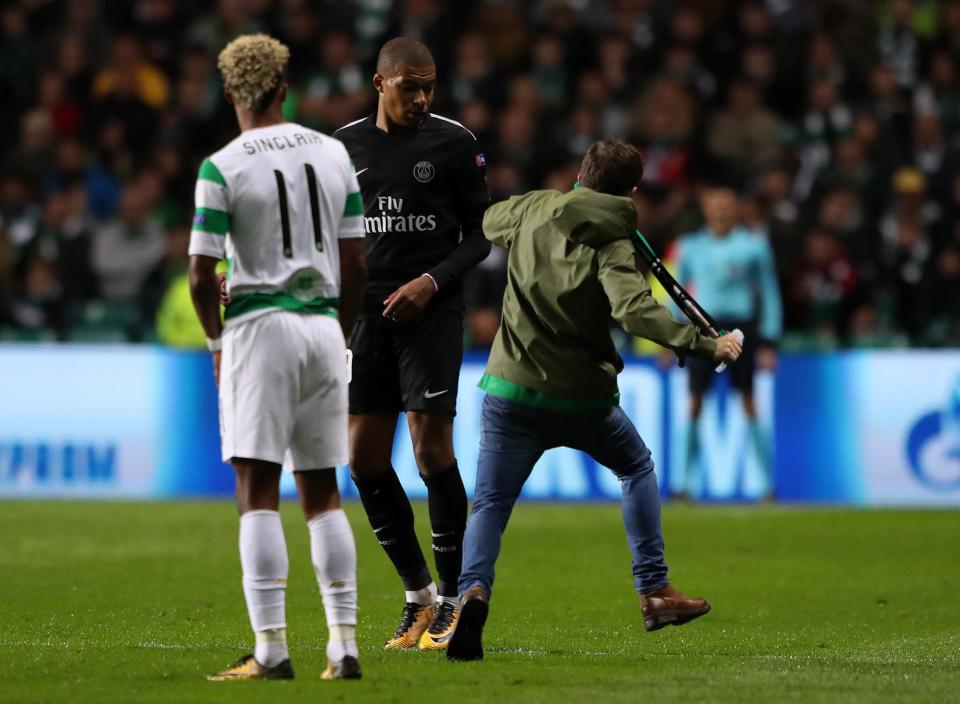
[1,0,958,348]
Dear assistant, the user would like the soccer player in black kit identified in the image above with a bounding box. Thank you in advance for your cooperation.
[333,38,490,651]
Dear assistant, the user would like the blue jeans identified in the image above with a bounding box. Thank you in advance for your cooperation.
[459,394,669,596]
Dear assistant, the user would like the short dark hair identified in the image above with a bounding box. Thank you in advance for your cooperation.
[376,37,435,76]
[579,140,645,195]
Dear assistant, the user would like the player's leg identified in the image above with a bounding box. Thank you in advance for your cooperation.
[730,326,771,497]
[210,459,294,680]
[232,460,294,673]
[740,389,769,478]
[348,316,436,648]
[405,410,466,649]
[350,413,437,648]
[398,309,468,650]
[683,359,712,497]
[572,406,711,632]
[295,470,361,680]
[406,413,463,600]
[209,315,298,681]
[447,395,548,661]
[291,313,361,678]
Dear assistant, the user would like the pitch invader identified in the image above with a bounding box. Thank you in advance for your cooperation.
[188,34,366,681]
[333,38,491,650]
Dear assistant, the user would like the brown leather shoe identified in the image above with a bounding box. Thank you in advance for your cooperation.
[446,586,490,661]
[639,584,711,632]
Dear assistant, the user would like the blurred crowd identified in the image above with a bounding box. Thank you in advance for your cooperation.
[1,0,959,349]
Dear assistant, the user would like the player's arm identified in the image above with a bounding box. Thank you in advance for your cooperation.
[188,158,230,383]
[338,239,365,340]
[598,240,724,366]
[189,255,223,341]
[383,134,491,321]
[423,135,491,289]
[337,153,366,339]
[756,237,783,342]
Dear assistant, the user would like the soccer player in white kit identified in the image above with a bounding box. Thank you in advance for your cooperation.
[188,35,366,682]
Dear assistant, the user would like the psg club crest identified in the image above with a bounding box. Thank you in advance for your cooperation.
[413,161,435,183]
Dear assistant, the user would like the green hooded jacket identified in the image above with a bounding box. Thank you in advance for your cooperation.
[479,187,718,410]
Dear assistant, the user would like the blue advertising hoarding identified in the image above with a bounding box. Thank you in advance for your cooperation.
[0,346,229,498]
[1,345,959,505]
[775,351,960,505]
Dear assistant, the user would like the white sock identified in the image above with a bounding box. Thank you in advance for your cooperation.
[255,628,288,667]
[307,509,358,660]
[437,595,460,608]
[239,510,289,667]
[405,582,437,606]
[326,624,358,661]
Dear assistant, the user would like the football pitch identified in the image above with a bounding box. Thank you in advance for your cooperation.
[2,501,957,704]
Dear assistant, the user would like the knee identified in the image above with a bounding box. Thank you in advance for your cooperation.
[349,446,392,479]
[236,488,278,514]
[413,442,453,475]
[348,417,396,477]
[613,453,655,481]
[349,459,379,480]
[409,414,454,474]
[471,487,517,512]
[298,472,341,520]
[468,494,514,533]
[233,462,280,513]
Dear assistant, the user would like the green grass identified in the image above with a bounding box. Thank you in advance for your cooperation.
[1,501,958,703]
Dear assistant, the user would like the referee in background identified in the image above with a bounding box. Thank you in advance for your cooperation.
[333,37,490,651]
[673,185,782,498]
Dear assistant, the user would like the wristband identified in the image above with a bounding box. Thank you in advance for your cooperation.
[422,273,439,292]
[206,336,222,352]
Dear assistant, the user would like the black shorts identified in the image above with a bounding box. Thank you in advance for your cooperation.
[349,308,463,415]
[687,320,757,395]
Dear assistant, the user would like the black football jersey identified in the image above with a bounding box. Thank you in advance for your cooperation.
[333,113,490,314]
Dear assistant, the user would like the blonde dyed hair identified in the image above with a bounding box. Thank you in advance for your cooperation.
[217,34,290,112]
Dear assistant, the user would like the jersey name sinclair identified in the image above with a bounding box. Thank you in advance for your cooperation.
[241,130,325,155]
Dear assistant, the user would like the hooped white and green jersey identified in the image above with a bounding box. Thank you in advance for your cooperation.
[188,122,364,328]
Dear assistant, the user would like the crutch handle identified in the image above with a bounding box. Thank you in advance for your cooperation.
[715,328,744,373]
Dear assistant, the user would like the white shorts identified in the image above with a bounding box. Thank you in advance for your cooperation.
[219,311,348,469]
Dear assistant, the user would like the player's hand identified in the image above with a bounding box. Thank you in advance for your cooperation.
[714,332,743,364]
[217,273,230,306]
[382,275,436,322]
[212,350,222,388]
[757,346,777,370]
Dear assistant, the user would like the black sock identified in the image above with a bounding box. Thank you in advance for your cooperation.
[354,467,431,592]
[422,462,468,598]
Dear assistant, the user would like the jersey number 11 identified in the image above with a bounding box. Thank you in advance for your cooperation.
[274,164,324,257]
